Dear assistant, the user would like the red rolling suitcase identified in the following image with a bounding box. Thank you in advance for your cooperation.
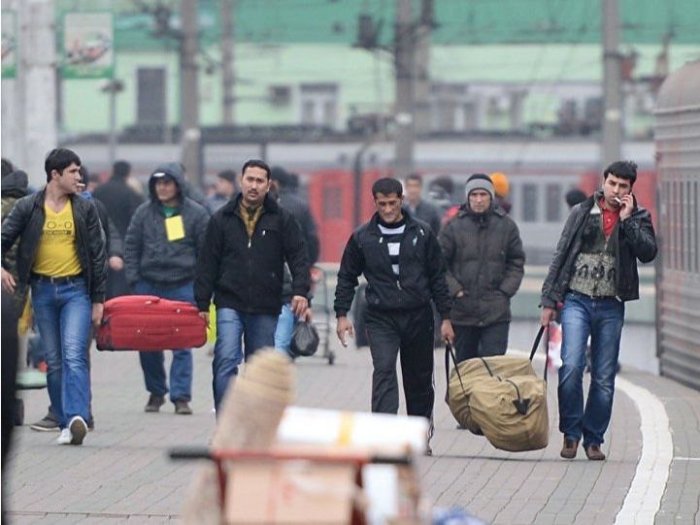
[96,295,207,351]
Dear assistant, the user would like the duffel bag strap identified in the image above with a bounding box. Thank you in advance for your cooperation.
[528,325,550,381]
[444,342,468,403]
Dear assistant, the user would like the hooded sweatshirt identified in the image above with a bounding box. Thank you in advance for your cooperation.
[123,163,210,287]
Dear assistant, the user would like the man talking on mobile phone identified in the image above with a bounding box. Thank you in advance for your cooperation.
[539,161,656,461]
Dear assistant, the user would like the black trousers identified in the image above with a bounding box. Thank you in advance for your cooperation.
[2,291,20,481]
[364,306,435,420]
[453,321,509,363]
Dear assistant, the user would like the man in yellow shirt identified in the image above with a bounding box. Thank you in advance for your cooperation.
[1,148,107,446]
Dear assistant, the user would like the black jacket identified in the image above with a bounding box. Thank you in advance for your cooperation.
[124,164,210,288]
[194,193,311,315]
[439,204,525,326]
[541,191,657,308]
[334,211,451,319]
[278,189,320,265]
[411,200,442,235]
[1,189,107,303]
[93,176,144,239]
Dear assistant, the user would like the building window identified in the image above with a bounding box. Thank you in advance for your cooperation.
[137,67,166,125]
[545,184,562,222]
[323,187,342,219]
[522,184,538,222]
[299,83,338,129]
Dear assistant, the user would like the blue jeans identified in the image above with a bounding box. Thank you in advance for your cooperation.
[274,302,296,357]
[134,281,194,403]
[31,277,92,429]
[558,292,624,447]
[212,308,278,411]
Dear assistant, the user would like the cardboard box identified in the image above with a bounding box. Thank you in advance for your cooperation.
[225,460,356,524]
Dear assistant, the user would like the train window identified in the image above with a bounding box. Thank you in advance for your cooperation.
[322,187,343,219]
[522,184,538,222]
[545,184,562,222]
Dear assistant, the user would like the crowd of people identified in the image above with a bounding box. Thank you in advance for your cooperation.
[1,149,655,465]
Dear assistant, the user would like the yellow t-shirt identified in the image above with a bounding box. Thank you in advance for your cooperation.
[32,200,82,277]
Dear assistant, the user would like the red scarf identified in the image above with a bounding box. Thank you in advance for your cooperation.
[599,198,620,238]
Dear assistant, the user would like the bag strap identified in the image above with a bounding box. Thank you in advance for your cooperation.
[445,325,551,403]
[529,325,550,382]
[444,342,468,403]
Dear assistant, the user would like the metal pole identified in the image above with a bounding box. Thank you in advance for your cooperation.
[601,0,623,166]
[413,0,432,136]
[221,0,235,125]
[394,0,415,178]
[108,86,117,166]
[180,0,203,189]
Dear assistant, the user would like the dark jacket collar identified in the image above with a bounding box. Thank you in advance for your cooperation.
[223,192,280,216]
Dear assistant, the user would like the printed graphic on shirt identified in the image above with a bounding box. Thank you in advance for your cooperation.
[33,201,82,277]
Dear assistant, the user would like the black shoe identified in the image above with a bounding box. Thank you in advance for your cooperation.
[174,400,192,415]
[30,408,59,432]
[144,394,165,413]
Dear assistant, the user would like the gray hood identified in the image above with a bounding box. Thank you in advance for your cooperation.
[148,162,185,202]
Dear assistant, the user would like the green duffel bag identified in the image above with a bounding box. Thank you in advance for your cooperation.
[444,326,550,450]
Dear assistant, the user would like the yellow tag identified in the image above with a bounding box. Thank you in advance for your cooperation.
[165,216,185,241]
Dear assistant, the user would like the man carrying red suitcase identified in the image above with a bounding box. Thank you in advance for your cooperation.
[124,163,209,415]
[1,148,106,446]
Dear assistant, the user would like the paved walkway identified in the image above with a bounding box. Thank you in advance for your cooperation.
[5,335,700,524]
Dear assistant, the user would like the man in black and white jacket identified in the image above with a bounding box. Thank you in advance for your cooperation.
[334,177,454,454]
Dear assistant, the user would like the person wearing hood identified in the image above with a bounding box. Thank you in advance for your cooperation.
[540,161,656,461]
[124,163,210,415]
[438,173,525,364]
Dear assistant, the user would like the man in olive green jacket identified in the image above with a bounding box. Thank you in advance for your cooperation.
[438,174,525,363]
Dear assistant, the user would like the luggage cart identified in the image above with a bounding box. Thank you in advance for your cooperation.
[169,446,412,525]
[310,266,335,365]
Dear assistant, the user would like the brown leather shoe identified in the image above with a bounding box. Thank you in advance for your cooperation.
[560,437,579,459]
[585,444,606,461]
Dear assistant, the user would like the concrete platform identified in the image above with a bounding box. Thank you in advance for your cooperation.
[5,334,700,524]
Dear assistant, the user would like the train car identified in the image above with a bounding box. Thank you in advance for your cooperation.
[654,59,700,391]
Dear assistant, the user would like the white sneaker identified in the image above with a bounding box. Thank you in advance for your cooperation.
[57,428,72,445]
[68,416,87,445]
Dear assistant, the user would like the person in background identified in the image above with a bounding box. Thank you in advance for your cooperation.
[334,177,454,455]
[489,172,512,214]
[93,160,145,299]
[1,148,107,446]
[540,161,656,461]
[124,163,209,415]
[404,173,442,234]
[439,174,525,363]
[565,188,587,209]
[195,160,310,412]
[270,166,319,354]
[206,169,237,212]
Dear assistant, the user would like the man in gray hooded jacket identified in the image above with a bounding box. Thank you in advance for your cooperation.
[124,163,209,415]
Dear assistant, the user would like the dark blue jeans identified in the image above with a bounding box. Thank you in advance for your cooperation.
[558,291,624,448]
[134,281,194,403]
[31,277,92,429]
[212,308,278,411]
